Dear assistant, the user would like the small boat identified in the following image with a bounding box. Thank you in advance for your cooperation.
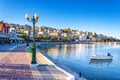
[90,53,113,60]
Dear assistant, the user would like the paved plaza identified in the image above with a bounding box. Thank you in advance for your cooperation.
[0,45,70,80]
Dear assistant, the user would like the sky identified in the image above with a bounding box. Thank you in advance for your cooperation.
[0,0,120,38]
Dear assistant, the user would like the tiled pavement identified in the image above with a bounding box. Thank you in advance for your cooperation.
[0,45,69,80]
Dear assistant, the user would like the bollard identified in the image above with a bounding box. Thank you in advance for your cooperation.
[79,72,82,77]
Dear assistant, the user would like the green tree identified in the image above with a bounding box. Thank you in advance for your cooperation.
[19,34,31,42]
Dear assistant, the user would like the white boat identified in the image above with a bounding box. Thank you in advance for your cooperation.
[90,53,113,60]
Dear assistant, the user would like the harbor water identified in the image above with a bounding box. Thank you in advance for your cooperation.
[40,43,120,80]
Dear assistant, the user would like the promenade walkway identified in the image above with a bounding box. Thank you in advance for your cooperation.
[0,45,71,80]
[0,43,23,52]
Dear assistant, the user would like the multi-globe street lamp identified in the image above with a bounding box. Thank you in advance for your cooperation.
[25,13,39,64]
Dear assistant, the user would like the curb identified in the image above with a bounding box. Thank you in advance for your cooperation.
[36,48,75,80]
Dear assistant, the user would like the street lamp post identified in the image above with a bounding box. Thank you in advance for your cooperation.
[25,13,39,64]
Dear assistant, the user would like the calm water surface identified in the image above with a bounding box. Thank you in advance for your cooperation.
[42,43,120,80]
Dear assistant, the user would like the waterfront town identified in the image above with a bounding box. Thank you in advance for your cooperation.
[0,21,88,80]
[0,21,119,45]
[1,0,120,79]
[0,21,119,80]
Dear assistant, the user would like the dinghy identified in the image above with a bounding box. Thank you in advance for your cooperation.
[90,53,113,60]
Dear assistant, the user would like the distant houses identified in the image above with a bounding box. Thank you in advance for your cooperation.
[0,21,119,45]
[0,21,26,44]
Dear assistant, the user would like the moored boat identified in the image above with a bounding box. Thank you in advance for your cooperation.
[90,53,113,60]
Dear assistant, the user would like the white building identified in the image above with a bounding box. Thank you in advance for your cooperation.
[79,34,87,41]
[9,27,23,43]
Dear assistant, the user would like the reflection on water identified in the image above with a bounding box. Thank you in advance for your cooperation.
[89,59,112,65]
[41,43,120,80]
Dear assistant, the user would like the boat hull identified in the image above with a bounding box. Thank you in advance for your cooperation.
[90,56,113,60]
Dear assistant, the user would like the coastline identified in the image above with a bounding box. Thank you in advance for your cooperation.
[36,41,119,48]
[36,48,87,80]
[1,42,119,80]
[36,42,119,79]
[36,41,119,80]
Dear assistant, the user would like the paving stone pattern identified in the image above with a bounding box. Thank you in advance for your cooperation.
[0,45,69,80]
